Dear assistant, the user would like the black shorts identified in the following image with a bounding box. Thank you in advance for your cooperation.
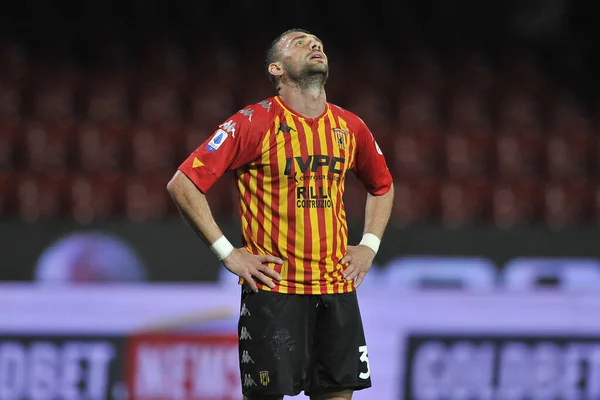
[237,288,372,397]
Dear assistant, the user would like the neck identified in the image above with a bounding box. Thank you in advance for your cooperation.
[278,83,327,119]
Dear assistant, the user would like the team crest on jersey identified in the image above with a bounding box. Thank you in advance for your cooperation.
[205,129,228,152]
[259,371,270,386]
[333,128,349,148]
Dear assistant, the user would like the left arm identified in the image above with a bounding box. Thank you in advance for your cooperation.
[342,185,394,287]
[363,184,394,239]
[342,118,395,287]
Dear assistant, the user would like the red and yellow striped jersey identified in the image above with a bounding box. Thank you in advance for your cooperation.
[179,96,392,294]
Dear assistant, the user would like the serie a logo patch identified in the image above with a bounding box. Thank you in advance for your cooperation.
[206,129,228,152]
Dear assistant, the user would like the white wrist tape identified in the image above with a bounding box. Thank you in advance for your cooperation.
[210,235,235,260]
[359,233,381,255]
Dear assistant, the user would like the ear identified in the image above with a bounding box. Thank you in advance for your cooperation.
[268,62,284,79]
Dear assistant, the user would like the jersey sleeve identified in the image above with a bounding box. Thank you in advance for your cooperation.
[352,120,393,195]
[178,106,266,193]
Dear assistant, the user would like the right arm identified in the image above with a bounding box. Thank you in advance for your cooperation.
[166,171,226,247]
[167,171,282,292]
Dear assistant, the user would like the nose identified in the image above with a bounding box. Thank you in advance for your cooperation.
[310,41,322,51]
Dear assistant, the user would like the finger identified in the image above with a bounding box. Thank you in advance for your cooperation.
[343,264,357,279]
[258,264,283,281]
[243,273,259,292]
[258,254,284,264]
[253,270,276,289]
[347,268,360,282]
[340,255,352,265]
[355,271,366,288]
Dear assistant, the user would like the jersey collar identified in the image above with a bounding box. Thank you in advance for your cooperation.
[275,96,330,121]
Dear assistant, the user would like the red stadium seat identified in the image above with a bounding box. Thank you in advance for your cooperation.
[543,180,591,229]
[591,184,600,225]
[16,173,65,221]
[23,121,74,171]
[391,179,441,225]
[346,84,390,127]
[342,175,367,224]
[183,123,214,155]
[189,84,236,126]
[444,133,493,179]
[439,180,490,227]
[491,181,542,228]
[390,181,417,226]
[0,80,22,119]
[204,174,239,219]
[393,131,443,179]
[67,173,123,223]
[395,90,440,136]
[0,171,15,215]
[30,74,76,123]
[84,75,131,124]
[495,133,542,180]
[496,93,542,138]
[123,173,173,221]
[76,123,128,171]
[130,126,177,172]
[136,81,182,125]
[545,134,591,180]
[492,183,519,228]
[440,182,471,228]
[446,91,491,132]
[0,118,21,168]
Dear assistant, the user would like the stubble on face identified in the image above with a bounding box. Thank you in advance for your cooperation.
[279,34,329,91]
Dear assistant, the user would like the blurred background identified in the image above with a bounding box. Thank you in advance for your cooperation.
[1,1,600,399]
[2,0,600,285]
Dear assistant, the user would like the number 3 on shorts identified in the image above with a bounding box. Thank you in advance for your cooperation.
[358,345,370,379]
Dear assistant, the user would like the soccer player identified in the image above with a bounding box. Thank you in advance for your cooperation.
[167,29,394,400]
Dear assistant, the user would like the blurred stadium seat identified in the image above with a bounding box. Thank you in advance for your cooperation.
[23,121,74,172]
[123,173,174,221]
[67,173,123,223]
[0,17,596,227]
[16,172,65,221]
[0,118,19,168]
[76,123,126,171]
[130,125,178,172]
[0,171,15,215]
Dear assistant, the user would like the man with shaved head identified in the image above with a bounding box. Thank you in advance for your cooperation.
[168,29,394,400]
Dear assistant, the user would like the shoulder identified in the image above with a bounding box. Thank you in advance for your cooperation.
[235,97,277,126]
[328,102,369,132]
[219,98,276,141]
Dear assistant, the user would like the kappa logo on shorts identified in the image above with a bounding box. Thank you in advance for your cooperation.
[240,303,251,317]
[240,327,252,340]
[243,374,258,388]
[241,350,255,364]
[259,371,270,386]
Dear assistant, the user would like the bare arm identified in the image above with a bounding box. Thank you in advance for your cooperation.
[166,171,282,291]
[167,171,224,245]
[342,183,395,287]
[363,183,395,238]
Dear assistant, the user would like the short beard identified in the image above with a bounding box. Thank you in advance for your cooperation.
[286,63,328,92]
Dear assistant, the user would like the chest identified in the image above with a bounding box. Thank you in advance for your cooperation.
[261,117,356,177]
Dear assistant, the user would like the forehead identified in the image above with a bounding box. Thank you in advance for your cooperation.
[280,32,323,48]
